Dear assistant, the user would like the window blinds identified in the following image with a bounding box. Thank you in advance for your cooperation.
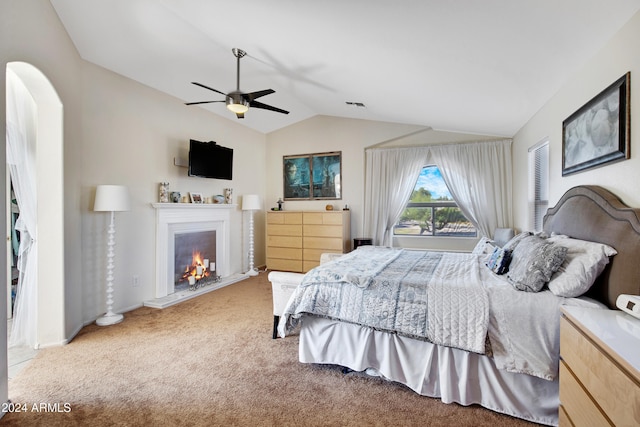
[529,141,549,232]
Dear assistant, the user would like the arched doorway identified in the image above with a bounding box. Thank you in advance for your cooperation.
[6,62,65,349]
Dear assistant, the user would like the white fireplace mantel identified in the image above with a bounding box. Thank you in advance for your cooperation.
[150,203,239,306]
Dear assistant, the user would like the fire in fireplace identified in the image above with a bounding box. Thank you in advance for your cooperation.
[174,230,217,291]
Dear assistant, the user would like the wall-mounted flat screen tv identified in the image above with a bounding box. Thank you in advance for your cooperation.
[188,139,233,180]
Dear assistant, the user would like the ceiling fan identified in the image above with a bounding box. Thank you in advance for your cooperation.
[185,48,289,119]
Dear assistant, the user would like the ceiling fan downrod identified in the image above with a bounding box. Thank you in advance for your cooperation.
[232,48,246,91]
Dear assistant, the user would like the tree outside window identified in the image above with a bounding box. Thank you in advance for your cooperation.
[394,166,476,237]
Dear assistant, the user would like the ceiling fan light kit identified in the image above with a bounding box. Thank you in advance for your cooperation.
[186,48,289,119]
[226,92,249,114]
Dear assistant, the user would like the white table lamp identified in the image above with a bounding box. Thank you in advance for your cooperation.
[94,185,131,326]
[242,194,261,276]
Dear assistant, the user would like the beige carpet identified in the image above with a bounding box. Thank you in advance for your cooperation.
[2,273,540,426]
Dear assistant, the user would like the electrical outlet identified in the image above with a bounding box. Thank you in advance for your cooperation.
[132,275,139,287]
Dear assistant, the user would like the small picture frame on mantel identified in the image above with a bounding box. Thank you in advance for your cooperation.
[189,192,203,204]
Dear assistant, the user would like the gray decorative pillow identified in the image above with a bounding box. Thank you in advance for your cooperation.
[507,235,568,292]
[502,231,532,252]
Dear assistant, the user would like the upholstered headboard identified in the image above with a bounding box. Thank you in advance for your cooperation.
[543,185,640,308]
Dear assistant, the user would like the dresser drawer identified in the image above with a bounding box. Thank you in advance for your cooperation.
[560,316,640,426]
[303,260,320,272]
[303,248,342,262]
[268,224,302,237]
[558,404,571,427]
[303,212,344,225]
[267,247,302,260]
[559,360,611,426]
[267,258,303,272]
[267,235,302,248]
[267,212,302,224]
[304,236,344,251]
[303,224,343,238]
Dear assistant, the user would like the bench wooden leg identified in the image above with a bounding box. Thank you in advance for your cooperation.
[272,315,280,339]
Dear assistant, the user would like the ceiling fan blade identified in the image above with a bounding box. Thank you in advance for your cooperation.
[249,100,289,115]
[236,112,245,119]
[185,100,225,105]
[191,82,228,97]
[243,89,275,102]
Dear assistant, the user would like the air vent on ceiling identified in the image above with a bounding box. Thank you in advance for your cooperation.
[345,101,366,108]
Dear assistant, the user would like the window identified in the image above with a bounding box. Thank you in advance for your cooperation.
[528,139,549,232]
[394,166,476,237]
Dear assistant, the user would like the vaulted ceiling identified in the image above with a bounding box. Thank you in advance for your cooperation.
[50,0,640,135]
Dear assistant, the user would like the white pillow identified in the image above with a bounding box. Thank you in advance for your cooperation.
[472,237,495,256]
[546,235,617,298]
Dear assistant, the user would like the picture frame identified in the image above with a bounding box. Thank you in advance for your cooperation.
[189,192,203,204]
[283,151,342,200]
[562,72,630,176]
[311,152,341,199]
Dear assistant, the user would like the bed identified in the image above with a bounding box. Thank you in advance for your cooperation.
[268,185,640,426]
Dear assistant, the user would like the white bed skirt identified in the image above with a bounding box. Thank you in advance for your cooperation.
[299,316,558,426]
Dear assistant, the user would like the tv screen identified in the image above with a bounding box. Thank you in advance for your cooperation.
[188,139,233,180]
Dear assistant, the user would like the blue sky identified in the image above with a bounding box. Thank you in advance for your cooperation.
[414,166,452,199]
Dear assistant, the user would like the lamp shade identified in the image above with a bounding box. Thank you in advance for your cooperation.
[94,185,131,212]
[242,194,261,211]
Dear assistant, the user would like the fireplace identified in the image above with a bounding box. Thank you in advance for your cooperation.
[147,203,246,308]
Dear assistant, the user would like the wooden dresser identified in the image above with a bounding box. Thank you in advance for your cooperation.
[559,306,640,427]
[266,210,350,273]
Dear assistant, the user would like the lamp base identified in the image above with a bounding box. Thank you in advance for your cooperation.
[96,313,124,326]
[246,268,259,276]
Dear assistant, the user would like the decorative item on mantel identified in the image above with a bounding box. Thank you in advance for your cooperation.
[242,194,261,276]
[159,182,169,203]
[93,185,131,326]
[224,188,233,204]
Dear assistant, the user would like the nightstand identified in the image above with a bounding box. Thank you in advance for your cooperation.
[559,306,640,426]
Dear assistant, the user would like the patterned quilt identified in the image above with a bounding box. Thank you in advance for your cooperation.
[280,246,489,354]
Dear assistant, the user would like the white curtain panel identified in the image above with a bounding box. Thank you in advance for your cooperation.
[363,147,428,246]
[428,139,513,238]
[6,68,39,348]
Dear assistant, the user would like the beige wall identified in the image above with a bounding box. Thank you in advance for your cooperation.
[265,115,428,240]
[513,11,640,230]
[79,61,267,318]
[1,0,267,345]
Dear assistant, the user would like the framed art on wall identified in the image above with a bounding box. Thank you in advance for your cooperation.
[562,72,630,176]
[283,155,311,200]
[283,151,342,200]
[311,152,341,199]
